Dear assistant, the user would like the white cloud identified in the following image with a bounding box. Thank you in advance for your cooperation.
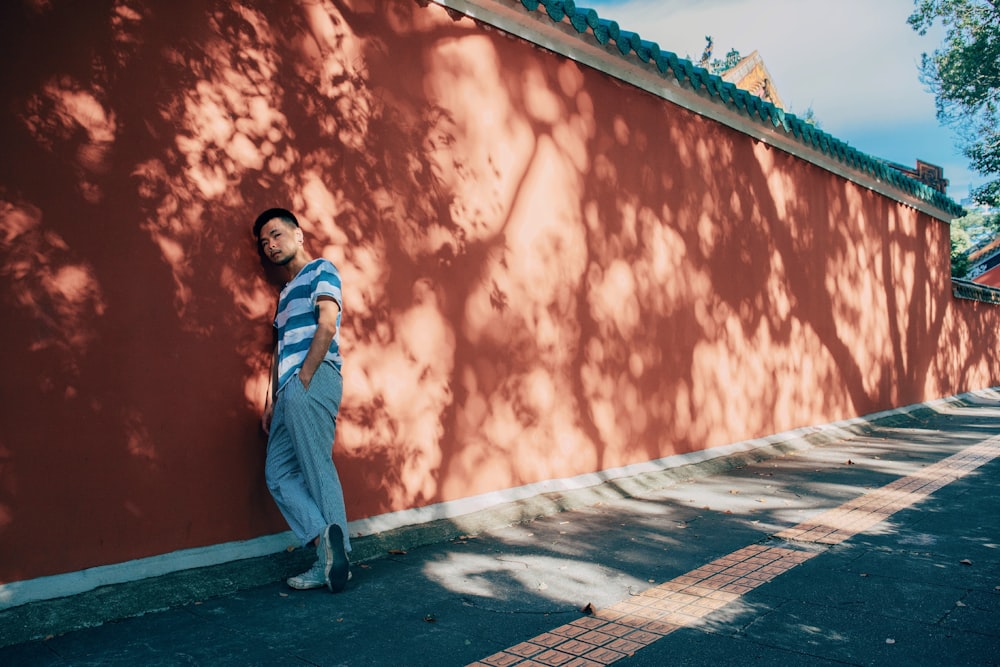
[588,0,939,127]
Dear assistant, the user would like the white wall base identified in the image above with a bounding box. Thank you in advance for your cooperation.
[3,387,995,611]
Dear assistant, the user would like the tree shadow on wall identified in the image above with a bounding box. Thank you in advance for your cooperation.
[0,0,479,580]
[549,39,968,479]
[0,0,978,588]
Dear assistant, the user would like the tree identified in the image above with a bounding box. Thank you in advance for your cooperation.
[949,209,1000,276]
[952,226,973,277]
[801,107,822,129]
[909,0,1000,205]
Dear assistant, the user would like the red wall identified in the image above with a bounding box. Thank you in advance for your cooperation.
[1,0,997,585]
[974,264,1000,288]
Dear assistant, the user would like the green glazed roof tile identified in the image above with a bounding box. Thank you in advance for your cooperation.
[632,36,652,62]
[734,88,751,113]
[776,108,789,131]
[674,59,693,83]
[704,74,720,97]
[568,7,598,33]
[770,107,784,129]
[595,17,619,45]
[615,30,635,56]
[540,0,565,21]
[642,39,660,62]
[720,80,739,104]
[545,4,565,21]
[691,65,711,90]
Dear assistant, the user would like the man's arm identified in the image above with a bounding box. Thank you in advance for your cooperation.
[298,295,340,390]
[262,345,278,434]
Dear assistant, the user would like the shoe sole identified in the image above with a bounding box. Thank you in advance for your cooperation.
[286,577,325,590]
[324,524,350,593]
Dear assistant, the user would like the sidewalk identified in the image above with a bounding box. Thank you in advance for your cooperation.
[2,390,999,666]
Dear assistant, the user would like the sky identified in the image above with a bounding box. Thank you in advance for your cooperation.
[586,0,981,204]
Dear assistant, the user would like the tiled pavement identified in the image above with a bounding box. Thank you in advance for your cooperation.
[473,433,1000,666]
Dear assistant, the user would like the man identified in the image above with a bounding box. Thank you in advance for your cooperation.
[253,207,351,593]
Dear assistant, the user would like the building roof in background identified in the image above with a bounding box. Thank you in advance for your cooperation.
[970,236,1000,265]
[883,159,949,195]
[718,50,785,110]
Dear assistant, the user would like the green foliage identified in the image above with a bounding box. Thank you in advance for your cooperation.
[909,0,1000,205]
[952,209,1000,239]
[801,107,821,129]
[950,208,1000,276]
[951,226,973,277]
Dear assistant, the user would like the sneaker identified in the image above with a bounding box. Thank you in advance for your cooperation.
[286,559,327,590]
[319,523,350,593]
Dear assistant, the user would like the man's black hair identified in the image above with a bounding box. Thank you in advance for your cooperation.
[253,207,299,240]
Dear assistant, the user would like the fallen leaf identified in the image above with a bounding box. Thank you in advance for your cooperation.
[537,582,548,591]
[423,614,437,623]
[860,573,869,577]
[960,559,973,566]
[729,489,740,494]
[885,638,895,645]
[279,593,289,598]
[389,549,407,555]
[581,602,596,615]
[846,459,855,465]
[956,601,967,607]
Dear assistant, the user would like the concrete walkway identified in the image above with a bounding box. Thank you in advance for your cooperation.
[2,390,999,666]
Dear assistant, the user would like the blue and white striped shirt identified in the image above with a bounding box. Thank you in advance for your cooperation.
[274,258,343,391]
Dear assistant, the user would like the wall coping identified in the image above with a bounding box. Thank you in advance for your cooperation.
[952,278,1000,305]
[435,0,963,223]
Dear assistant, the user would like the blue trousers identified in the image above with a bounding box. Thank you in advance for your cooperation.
[265,361,350,552]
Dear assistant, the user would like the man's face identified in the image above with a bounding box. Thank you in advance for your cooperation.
[257,218,302,265]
